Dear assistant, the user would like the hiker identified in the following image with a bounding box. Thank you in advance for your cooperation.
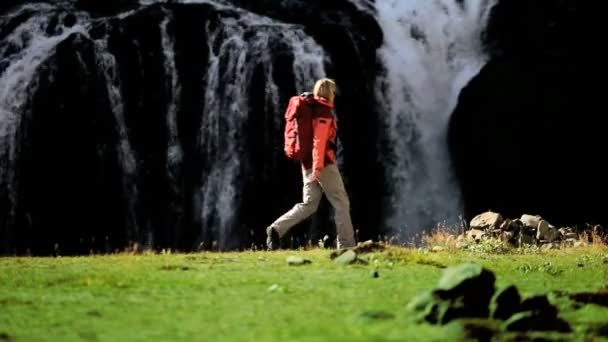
[266,78,356,250]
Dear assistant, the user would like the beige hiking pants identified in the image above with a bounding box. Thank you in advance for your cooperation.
[270,163,356,249]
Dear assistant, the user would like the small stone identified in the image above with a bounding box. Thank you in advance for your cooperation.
[335,250,358,265]
[267,284,281,292]
[286,256,311,266]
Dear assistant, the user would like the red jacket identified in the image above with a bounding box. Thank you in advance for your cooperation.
[301,96,337,171]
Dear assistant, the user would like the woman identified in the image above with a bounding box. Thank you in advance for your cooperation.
[266,78,356,250]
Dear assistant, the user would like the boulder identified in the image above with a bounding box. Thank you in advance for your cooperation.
[520,214,542,229]
[470,211,504,230]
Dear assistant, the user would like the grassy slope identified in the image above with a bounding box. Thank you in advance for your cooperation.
[1,246,607,341]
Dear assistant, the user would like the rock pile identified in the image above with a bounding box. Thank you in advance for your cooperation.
[460,211,585,249]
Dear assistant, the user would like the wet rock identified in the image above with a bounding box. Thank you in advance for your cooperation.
[64,14,77,27]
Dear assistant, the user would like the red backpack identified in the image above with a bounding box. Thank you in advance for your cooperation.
[283,92,315,161]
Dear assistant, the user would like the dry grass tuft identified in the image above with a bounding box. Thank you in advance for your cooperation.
[579,225,606,245]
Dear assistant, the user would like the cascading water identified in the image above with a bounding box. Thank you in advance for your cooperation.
[94,37,142,244]
[160,12,185,245]
[196,7,326,249]
[0,0,329,251]
[0,3,88,224]
[0,0,496,252]
[0,0,333,252]
[372,0,497,237]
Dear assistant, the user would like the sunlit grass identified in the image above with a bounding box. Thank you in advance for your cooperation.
[1,244,607,341]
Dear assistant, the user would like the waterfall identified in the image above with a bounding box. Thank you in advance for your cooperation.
[197,6,326,249]
[160,13,185,243]
[161,14,183,184]
[373,0,497,237]
[0,0,332,252]
[0,0,498,250]
[94,38,142,244]
[0,3,143,245]
[0,4,88,222]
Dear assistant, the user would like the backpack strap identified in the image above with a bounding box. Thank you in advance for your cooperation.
[328,110,339,152]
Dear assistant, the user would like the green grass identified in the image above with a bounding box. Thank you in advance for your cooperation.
[1,246,608,341]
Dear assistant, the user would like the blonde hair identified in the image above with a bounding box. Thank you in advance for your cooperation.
[313,78,336,100]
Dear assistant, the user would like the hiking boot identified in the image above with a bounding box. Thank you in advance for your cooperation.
[266,226,280,251]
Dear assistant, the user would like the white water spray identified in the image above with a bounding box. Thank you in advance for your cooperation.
[374,0,497,236]
[160,14,184,187]
[94,39,142,241]
[0,3,143,240]
[0,4,88,213]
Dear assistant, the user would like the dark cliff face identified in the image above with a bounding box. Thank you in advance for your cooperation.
[448,0,605,227]
[15,33,125,255]
[0,1,384,254]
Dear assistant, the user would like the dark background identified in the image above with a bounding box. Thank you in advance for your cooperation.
[0,0,604,255]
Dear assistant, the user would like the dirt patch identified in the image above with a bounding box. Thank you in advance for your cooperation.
[159,265,190,271]
[329,240,385,259]
[357,310,395,320]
